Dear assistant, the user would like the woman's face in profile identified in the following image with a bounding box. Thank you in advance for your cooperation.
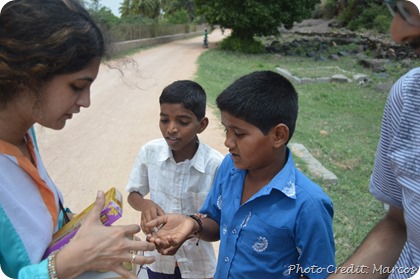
[35,58,101,130]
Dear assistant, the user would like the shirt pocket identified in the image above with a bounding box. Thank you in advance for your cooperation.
[238,213,297,261]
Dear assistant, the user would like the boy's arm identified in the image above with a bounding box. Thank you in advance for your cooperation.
[328,206,406,279]
[127,192,165,234]
[145,213,220,255]
[200,216,220,242]
[295,196,335,279]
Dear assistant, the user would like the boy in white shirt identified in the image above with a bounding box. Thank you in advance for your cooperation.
[126,80,223,279]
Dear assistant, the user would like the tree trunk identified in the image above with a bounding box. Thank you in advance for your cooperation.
[185,0,194,23]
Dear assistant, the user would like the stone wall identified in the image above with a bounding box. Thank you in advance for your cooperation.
[111,31,203,54]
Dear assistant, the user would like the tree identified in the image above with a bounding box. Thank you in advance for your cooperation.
[120,0,131,17]
[161,0,196,23]
[82,0,119,31]
[127,0,160,19]
[91,6,119,30]
[195,0,320,47]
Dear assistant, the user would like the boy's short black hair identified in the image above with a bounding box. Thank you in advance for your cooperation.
[159,80,207,120]
[216,70,298,142]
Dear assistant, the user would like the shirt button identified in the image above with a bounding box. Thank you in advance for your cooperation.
[232,229,237,234]
[224,257,229,262]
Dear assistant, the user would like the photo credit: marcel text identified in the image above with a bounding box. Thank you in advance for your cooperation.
[287,264,418,276]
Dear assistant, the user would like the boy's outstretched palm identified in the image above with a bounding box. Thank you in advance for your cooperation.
[146,213,196,255]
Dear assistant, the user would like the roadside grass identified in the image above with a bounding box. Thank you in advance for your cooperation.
[195,49,414,264]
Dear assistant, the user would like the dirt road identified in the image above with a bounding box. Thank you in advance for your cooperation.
[35,30,228,233]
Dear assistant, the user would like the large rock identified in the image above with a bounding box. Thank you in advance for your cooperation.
[290,143,338,186]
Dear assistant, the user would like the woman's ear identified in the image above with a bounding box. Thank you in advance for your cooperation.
[197,117,209,134]
[273,123,289,148]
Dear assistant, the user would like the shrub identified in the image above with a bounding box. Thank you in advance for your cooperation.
[219,36,266,54]
[324,0,340,18]
[373,14,392,34]
[312,0,341,19]
[163,9,189,24]
[340,0,391,33]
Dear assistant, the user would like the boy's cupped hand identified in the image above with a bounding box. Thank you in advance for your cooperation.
[145,213,196,255]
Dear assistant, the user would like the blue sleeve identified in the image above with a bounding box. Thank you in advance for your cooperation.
[18,259,49,279]
[199,154,232,224]
[295,195,336,279]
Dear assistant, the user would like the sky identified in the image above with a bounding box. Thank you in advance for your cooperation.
[0,0,9,10]
[100,0,124,17]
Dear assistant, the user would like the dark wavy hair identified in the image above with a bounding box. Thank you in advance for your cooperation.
[0,0,106,108]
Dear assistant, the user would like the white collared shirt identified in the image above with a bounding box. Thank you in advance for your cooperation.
[126,138,224,278]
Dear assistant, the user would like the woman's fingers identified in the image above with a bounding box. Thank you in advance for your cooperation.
[112,265,137,279]
[129,238,156,252]
[132,254,155,266]
[112,252,155,279]
[84,190,106,225]
[121,224,141,236]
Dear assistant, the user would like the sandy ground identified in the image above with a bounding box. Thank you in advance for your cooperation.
[34,29,228,246]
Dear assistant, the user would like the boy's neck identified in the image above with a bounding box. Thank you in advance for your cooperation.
[172,139,199,163]
[241,148,287,204]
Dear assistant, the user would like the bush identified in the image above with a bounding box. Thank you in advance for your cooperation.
[163,9,189,24]
[373,14,392,34]
[340,1,391,33]
[312,0,340,19]
[219,36,266,54]
[324,0,340,18]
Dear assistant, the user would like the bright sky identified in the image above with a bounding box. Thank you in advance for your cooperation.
[100,0,123,17]
[0,0,10,11]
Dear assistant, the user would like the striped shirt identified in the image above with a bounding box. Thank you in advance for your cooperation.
[370,68,420,278]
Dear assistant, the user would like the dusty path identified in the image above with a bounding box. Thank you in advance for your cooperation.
[35,30,228,234]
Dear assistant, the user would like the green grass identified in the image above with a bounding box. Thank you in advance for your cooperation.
[288,66,350,78]
[195,49,413,264]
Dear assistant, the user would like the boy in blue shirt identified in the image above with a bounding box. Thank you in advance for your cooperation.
[146,71,336,279]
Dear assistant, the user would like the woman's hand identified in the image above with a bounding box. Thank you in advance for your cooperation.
[55,190,156,279]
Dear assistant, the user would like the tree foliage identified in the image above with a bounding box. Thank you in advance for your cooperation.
[120,0,131,17]
[119,0,161,19]
[321,0,391,33]
[161,0,196,23]
[195,0,320,40]
[118,0,198,24]
[90,6,119,29]
[339,0,389,29]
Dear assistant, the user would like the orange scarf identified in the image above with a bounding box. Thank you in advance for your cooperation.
[0,134,58,230]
